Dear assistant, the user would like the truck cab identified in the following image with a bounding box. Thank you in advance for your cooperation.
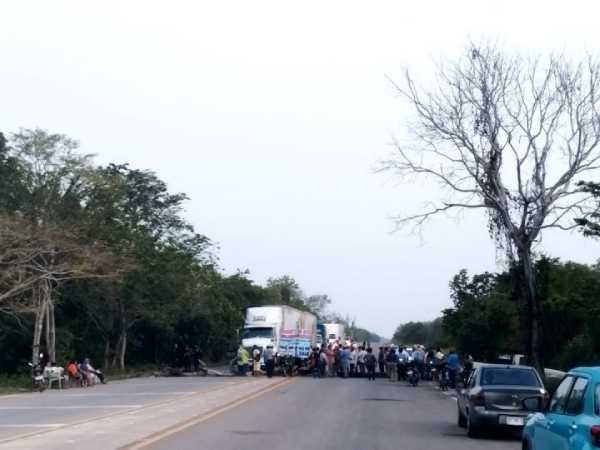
[241,307,280,354]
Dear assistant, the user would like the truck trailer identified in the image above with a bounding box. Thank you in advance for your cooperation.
[323,323,345,344]
[241,306,317,360]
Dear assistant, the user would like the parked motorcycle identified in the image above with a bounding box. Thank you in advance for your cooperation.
[28,362,47,392]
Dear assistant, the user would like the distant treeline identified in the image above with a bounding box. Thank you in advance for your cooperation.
[0,129,378,374]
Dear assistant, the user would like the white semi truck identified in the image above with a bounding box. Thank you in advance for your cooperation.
[241,306,317,360]
[323,323,345,344]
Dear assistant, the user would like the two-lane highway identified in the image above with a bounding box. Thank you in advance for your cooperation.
[0,375,521,450]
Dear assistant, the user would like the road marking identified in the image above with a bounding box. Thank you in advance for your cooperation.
[0,379,249,446]
[123,378,296,450]
[0,405,143,410]
[61,392,198,397]
[0,424,65,428]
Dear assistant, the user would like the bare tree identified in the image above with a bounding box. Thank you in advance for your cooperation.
[381,44,600,373]
[0,214,120,364]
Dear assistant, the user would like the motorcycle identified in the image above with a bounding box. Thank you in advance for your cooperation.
[28,362,47,392]
[397,358,407,381]
[423,360,434,381]
[438,365,450,391]
[407,362,419,387]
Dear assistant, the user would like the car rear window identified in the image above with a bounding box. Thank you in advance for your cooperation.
[480,368,540,387]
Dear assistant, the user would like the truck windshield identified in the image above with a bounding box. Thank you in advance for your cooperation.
[241,328,273,340]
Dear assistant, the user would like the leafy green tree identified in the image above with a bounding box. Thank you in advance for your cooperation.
[266,275,307,310]
[305,294,332,320]
[75,164,211,369]
[393,319,444,347]
[442,269,519,361]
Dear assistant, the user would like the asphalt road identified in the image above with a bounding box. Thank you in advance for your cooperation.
[143,377,521,450]
[0,375,523,450]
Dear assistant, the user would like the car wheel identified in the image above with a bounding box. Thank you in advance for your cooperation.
[467,412,480,438]
[457,405,467,428]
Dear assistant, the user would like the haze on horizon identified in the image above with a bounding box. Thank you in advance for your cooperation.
[2,0,600,337]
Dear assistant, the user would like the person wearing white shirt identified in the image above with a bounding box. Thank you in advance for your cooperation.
[350,347,358,376]
[357,347,367,376]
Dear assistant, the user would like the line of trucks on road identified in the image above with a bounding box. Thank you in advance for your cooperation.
[240,305,346,365]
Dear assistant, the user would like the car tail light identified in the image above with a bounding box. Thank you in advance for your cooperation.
[471,391,485,407]
[590,425,600,446]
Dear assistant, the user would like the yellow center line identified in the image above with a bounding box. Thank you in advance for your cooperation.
[122,378,296,450]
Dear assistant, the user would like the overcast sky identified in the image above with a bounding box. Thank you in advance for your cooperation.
[2,0,600,337]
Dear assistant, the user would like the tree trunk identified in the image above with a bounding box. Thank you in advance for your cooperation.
[103,338,111,371]
[118,330,127,370]
[47,295,56,363]
[518,246,544,376]
[111,298,128,370]
[44,296,50,359]
[112,334,122,369]
[32,288,47,366]
[41,281,56,364]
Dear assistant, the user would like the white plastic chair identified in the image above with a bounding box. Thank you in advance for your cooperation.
[45,367,66,389]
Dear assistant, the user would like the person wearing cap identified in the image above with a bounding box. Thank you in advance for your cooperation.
[264,344,275,378]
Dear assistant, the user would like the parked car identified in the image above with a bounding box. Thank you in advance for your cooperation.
[457,363,547,438]
[522,367,600,450]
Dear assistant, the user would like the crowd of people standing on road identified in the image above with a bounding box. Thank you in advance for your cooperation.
[307,342,468,388]
[308,343,379,380]
[236,340,471,388]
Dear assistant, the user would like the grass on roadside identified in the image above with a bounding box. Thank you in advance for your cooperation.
[0,375,31,395]
[103,364,158,381]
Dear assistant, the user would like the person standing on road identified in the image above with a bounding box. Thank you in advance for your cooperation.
[364,347,377,381]
[413,346,425,379]
[350,346,358,377]
[357,346,367,377]
[264,345,275,378]
[377,347,385,376]
[397,347,409,381]
[319,347,328,377]
[252,345,261,376]
[326,344,335,377]
[446,347,460,388]
[386,345,399,382]
[433,347,445,382]
[340,346,351,378]
[310,347,320,378]
[237,345,249,376]
[462,354,474,385]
